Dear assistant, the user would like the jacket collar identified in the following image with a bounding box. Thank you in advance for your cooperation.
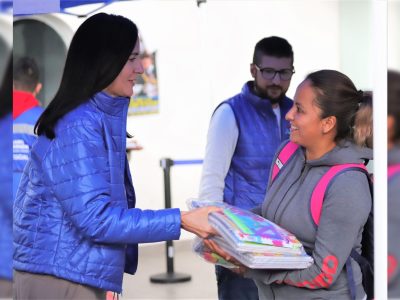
[90,91,130,117]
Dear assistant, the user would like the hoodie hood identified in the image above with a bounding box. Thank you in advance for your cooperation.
[303,140,373,167]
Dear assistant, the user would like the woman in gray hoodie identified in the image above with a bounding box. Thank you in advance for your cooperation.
[207,70,373,300]
[388,70,400,299]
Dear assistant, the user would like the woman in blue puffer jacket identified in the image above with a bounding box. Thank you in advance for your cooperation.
[13,13,219,299]
[0,57,13,298]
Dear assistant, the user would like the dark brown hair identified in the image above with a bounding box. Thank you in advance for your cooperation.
[306,70,372,147]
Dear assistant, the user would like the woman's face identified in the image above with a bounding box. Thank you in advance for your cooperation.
[104,38,144,98]
[285,79,330,149]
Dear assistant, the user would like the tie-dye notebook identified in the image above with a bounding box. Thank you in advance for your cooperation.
[188,199,302,253]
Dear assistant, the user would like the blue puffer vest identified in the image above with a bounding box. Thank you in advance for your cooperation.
[13,92,181,293]
[223,82,293,209]
[0,114,13,280]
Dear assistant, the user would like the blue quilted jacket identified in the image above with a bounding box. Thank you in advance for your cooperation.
[0,114,13,280]
[13,92,181,292]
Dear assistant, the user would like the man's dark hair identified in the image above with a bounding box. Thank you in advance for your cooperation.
[253,36,293,65]
[13,56,40,92]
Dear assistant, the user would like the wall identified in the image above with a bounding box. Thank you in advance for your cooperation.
[25,0,374,240]
[389,0,400,70]
[339,1,373,90]
[102,0,344,240]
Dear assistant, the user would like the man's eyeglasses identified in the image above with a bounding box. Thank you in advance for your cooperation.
[254,65,295,81]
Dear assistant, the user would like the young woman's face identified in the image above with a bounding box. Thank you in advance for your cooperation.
[104,38,144,98]
[285,80,327,148]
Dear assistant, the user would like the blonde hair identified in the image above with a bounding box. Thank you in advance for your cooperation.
[353,92,373,148]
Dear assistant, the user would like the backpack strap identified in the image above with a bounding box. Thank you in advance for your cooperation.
[271,141,299,183]
[312,163,370,300]
[345,258,356,300]
[310,163,368,226]
[388,164,400,179]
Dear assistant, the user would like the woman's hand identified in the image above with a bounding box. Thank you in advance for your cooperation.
[203,238,248,275]
[180,206,221,238]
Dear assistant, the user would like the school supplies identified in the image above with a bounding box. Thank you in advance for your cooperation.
[188,199,313,269]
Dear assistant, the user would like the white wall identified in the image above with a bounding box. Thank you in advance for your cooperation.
[389,0,400,70]
[42,0,374,240]
[0,15,12,81]
[100,0,342,240]
[101,0,374,239]
[339,1,373,90]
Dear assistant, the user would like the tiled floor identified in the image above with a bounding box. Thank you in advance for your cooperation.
[121,239,218,300]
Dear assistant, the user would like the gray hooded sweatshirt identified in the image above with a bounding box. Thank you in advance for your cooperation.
[388,146,400,299]
[245,140,372,300]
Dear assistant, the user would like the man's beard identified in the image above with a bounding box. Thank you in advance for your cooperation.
[254,82,285,104]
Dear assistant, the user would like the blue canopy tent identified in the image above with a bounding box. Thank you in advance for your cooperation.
[11,0,128,17]
[4,0,205,15]
[0,0,12,12]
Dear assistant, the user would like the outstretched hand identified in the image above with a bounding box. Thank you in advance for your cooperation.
[181,206,221,238]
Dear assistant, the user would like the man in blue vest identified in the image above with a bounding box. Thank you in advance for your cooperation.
[199,36,294,300]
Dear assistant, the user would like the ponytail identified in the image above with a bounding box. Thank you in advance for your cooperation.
[353,91,373,148]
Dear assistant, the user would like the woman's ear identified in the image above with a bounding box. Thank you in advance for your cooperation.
[322,116,336,134]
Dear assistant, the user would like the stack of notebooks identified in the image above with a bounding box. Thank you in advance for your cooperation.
[188,199,313,269]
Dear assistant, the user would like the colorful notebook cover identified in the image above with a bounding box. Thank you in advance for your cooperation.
[188,199,303,250]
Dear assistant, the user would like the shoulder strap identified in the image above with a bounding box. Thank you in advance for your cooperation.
[311,164,368,225]
[388,164,400,179]
[271,141,299,183]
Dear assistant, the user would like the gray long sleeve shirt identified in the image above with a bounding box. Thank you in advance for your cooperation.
[245,140,372,300]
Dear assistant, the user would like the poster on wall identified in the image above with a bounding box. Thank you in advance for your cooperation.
[129,36,159,115]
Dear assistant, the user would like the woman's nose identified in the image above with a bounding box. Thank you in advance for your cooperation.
[285,106,294,121]
[135,60,144,74]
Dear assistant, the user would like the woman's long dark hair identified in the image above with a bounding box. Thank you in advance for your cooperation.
[35,13,138,139]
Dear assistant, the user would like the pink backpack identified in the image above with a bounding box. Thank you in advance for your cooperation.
[271,141,368,225]
[271,141,373,300]
[388,164,400,180]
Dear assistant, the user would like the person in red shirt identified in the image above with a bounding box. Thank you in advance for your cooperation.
[13,57,44,199]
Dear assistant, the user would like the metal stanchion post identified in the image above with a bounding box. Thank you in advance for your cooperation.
[150,158,191,283]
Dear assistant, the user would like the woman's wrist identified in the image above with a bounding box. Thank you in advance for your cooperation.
[180,211,188,229]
